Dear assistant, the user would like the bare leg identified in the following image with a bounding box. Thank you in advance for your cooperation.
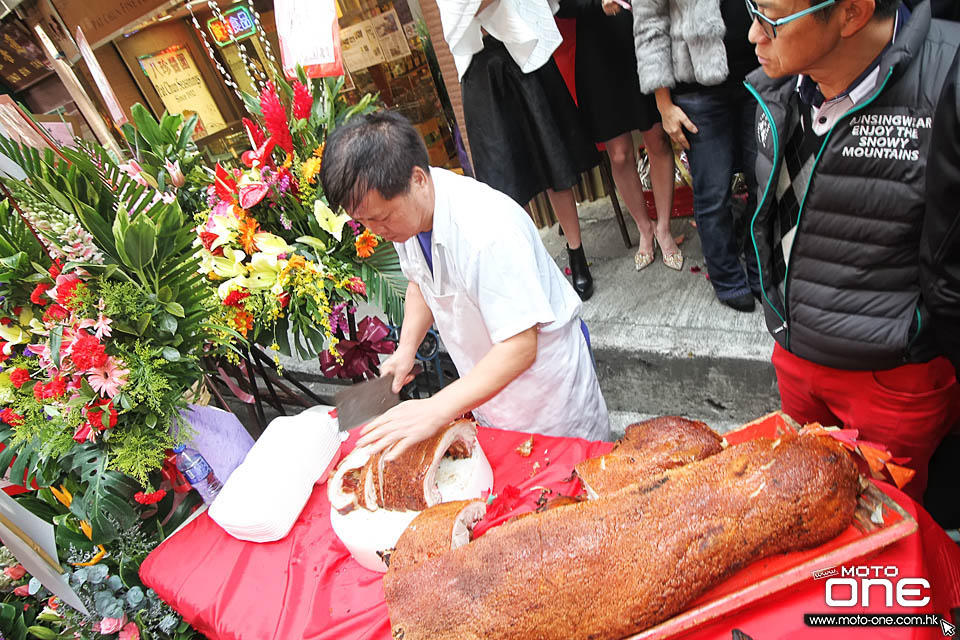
[546,187,582,249]
[643,123,681,258]
[604,132,655,258]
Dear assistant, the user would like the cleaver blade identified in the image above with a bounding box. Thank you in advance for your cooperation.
[334,374,399,431]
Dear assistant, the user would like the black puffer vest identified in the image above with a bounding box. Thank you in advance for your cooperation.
[745,3,960,370]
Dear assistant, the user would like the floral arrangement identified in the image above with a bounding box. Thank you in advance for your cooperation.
[194,70,406,366]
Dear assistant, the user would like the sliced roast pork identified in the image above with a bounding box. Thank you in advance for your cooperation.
[379,419,477,511]
[575,415,724,498]
[327,445,373,514]
[387,499,487,573]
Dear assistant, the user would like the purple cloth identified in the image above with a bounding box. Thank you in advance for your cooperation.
[181,405,255,484]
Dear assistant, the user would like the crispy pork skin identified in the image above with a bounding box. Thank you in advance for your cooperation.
[380,419,477,511]
[576,416,723,498]
[388,500,487,573]
[385,433,858,640]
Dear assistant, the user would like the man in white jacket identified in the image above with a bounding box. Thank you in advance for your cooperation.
[319,111,610,457]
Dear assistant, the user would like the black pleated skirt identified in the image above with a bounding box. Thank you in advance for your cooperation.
[461,37,600,206]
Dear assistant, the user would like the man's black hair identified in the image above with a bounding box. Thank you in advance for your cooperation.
[816,0,900,21]
[319,110,430,213]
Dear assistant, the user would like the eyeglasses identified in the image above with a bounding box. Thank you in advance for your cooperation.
[744,0,838,39]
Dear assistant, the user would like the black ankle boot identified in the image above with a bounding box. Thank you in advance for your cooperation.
[567,244,594,301]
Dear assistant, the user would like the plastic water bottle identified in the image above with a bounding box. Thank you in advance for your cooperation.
[173,445,223,504]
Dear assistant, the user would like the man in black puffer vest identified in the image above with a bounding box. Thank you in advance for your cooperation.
[743,0,960,502]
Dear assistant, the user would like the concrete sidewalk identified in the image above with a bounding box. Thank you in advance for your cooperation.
[540,197,779,436]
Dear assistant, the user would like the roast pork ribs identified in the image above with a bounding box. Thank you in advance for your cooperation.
[575,416,724,498]
[384,433,858,640]
[327,419,477,513]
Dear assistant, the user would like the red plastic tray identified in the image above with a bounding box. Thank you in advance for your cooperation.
[625,412,918,640]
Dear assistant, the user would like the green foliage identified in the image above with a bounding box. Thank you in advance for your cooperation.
[358,242,406,325]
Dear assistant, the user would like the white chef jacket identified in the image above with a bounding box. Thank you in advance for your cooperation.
[395,168,610,441]
[436,0,562,80]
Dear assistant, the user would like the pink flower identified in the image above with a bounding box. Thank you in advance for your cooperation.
[4,564,25,579]
[88,357,129,398]
[93,314,112,340]
[119,622,140,640]
[120,160,148,187]
[165,159,185,188]
[12,584,29,597]
[99,614,127,635]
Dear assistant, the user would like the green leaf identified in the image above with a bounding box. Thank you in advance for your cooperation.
[164,301,185,318]
[26,626,58,640]
[177,114,199,152]
[295,235,326,253]
[158,313,178,334]
[161,346,180,362]
[136,312,151,336]
[132,103,165,147]
[49,325,62,369]
[240,91,263,117]
[123,217,157,271]
[157,285,173,303]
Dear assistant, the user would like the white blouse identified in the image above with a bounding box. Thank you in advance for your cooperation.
[436,0,562,80]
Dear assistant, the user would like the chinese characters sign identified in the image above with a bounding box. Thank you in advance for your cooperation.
[0,20,52,91]
[139,46,226,139]
[206,6,257,47]
[275,0,343,79]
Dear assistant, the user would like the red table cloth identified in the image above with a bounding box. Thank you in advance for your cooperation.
[140,426,960,640]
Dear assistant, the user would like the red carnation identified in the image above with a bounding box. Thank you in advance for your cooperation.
[43,304,68,323]
[0,408,22,427]
[259,83,293,154]
[30,282,51,306]
[44,376,66,399]
[56,274,83,306]
[70,331,108,371]
[292,81,313,121]
[9,368,29,388]
[346,277,366,296]
[85,398,118,431]
[0,318,10,326]
[11,307,21,315]
[134,489,167,505]
[223,289,249,308]
[48,261,62,278]
[3,564,25,580]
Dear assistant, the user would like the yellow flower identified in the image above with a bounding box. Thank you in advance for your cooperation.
[211,247,247,279]
[301,157,323,185]
[79,520,93,540]
[49,485,72,508]
[0,324,27,345]
[247,253,282,290]
[237,216,260,254]
[71,544,106,567]
[254,232,293,256]
[314,200,351,242]
[314,142,325,159]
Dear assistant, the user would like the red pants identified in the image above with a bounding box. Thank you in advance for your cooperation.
[772,344,960,503]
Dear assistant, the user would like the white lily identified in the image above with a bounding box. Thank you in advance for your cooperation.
[211,247,247,279]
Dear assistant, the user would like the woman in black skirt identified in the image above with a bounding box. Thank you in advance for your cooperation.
[439,0,602,300]
[557,0,681,272]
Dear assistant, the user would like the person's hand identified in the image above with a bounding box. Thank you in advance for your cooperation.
[601,0,622,15]
[379,345,417,394]
[658,101,698,150]
[355,397,454,458]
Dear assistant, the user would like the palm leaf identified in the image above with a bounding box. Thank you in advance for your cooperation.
[358,242,406,325]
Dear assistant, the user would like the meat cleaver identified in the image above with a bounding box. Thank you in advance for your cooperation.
[334,374,399,431]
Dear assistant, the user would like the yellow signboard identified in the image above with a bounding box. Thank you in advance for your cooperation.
[139,46,226,139]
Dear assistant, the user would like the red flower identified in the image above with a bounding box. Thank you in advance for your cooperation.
[12,585,29,597]
[0,408,20,427]
[48,261,62,278]
[44,376,66,399]
[134,489,167,505]
[223,290,249,308]
[33,381,44,401]
[199,231,219,251]
[0,318,10,326]
[9,368,29,389]
[292,81,313,121]
[70,331,108,371]
[56,274,83,306]
[242,117,266,149]
[3,564,25,580]
[259,82,293,154]
[346,277,366,296]
[278,292,290,309]
[47,596,58,610]
[0,342,8,364]
[11,306,21,315]
[72,422,93,443]
[43,304,68,323]
[85,398,118,431]
[30,282,51,306]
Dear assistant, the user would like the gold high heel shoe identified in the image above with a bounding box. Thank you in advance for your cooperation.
[634,238,655,271]
[655,236,684,271]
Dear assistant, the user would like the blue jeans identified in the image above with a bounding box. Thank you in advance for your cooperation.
[673,85,761,300]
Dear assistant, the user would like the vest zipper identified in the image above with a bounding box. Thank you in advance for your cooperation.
[743,81,789,341]
[782,68,896,342]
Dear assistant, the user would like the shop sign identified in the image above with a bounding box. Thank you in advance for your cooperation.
[207,6,257,47]
[0,19,53,91]
[139,46,226,140]
[51,0,169,48]
[274,0,343,79]
[75,26,128,126]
